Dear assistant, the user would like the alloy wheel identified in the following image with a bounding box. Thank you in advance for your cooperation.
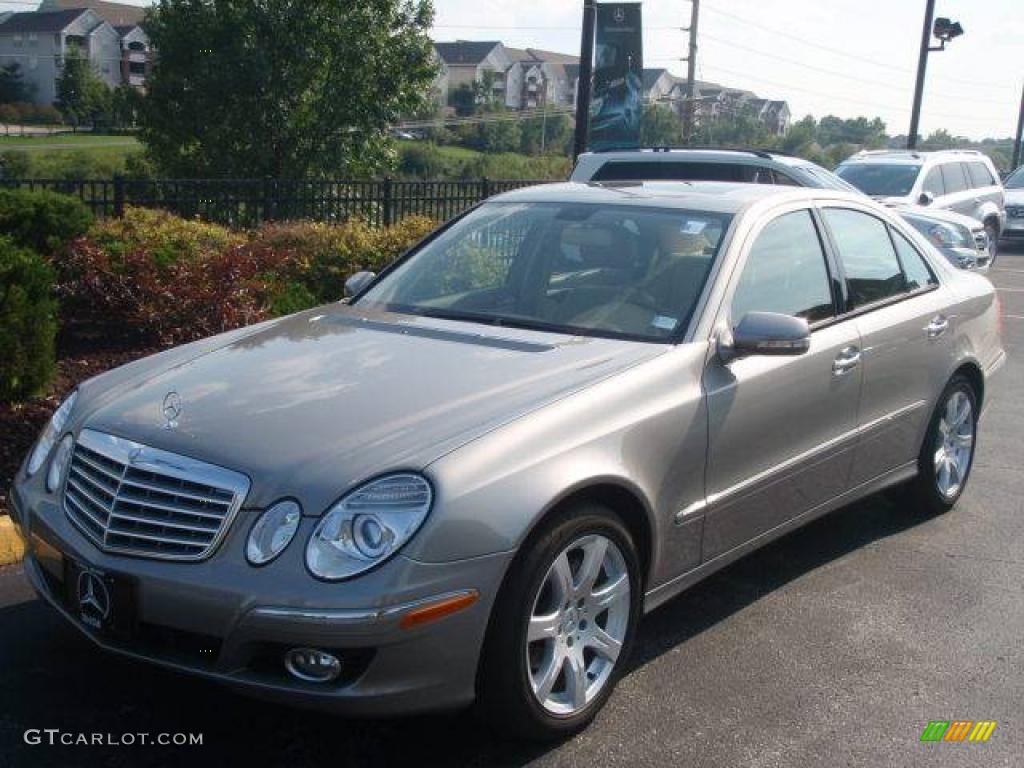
[934,390,974,499]
[525,534,631,716]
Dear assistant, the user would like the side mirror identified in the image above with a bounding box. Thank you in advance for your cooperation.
[721,311,811,361]
[918,191,934,206]
[344,271,376,299]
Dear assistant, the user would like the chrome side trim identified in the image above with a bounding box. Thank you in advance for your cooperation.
[705,400,927,511]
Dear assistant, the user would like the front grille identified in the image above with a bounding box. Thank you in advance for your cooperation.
[63,429,250,561]
[1006,205,1024,218]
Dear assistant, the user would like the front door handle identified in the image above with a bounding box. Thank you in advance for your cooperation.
[926,315,949,339]
[832,346,861,376]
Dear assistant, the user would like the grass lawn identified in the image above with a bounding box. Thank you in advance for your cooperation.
[0,133,143,177]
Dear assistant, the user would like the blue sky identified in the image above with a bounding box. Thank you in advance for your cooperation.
[4,0,1018,140]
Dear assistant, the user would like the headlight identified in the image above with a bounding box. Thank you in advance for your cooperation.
[306,474,432,580]
[46,434,74,493]
[926,223,969,249]
[26,391,77,477]
[246,500,302,565]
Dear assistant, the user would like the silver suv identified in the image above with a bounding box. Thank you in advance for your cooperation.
[835,149,1005,247]
[571,147,995,268]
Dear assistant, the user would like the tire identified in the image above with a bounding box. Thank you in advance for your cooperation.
[903,375,978,516]
[984,219,999,266]
[477,502,642,741]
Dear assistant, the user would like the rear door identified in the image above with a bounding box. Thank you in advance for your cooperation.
[937,162,975,217]
[818,205,953,486]
[702,205,862,560]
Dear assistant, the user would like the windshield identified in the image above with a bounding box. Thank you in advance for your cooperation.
[835,163,921,197]
[790,164,862,193]
[1006,167,1024,189]
[357,202,733,342]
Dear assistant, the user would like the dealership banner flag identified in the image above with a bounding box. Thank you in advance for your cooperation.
[589,2,644,151]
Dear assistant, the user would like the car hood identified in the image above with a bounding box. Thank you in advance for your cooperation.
[78,304,663,514]
[1005,188,1024,206]
[892,205,982,231]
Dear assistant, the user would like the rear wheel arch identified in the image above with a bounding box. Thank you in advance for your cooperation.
[951,361,984,412]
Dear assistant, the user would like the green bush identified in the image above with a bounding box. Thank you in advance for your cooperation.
[59,211,437,344]
[0,236,57,402]
[0,150,31,179]
[0,188,93,255]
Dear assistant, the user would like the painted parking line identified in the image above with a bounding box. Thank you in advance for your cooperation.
[996,287,1024,293]
[1003,314,1024,320]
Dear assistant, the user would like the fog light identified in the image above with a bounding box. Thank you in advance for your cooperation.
[284,647,341,683]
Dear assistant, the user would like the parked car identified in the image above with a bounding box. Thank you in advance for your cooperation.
[13,183,1003,740]
[571,147,994,269]
[1002,165,1024,246]
[834,149,1004,253]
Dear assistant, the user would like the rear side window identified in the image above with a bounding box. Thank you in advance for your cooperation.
[922,167,945,197]
[823,208,904,308]
[891,229,937,291]
[731,210,834,324]
[590,161,757,183]
[967,161,996,188]
[940,163,969,194]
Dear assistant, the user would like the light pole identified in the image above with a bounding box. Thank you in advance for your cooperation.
[907,2,963,149]
[573,0,597,161]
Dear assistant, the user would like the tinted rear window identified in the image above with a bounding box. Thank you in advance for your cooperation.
[591,161,760,183]
[966,161,996,188]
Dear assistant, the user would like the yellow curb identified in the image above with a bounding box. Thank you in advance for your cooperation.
[0,515,26,566]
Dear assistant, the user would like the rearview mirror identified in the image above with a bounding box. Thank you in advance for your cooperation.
[344,271,376,299]
[918,191,934,206]
[721,311,811,360]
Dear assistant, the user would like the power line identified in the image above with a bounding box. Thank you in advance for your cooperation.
[698,30,1011,107]
[698,62,1006,126]
[701,2,1009,93]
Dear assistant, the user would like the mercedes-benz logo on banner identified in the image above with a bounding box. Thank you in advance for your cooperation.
[613,6,626,23]
[77,570,111,621]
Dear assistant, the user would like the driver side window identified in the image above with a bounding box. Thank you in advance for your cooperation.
[731,210,835,325]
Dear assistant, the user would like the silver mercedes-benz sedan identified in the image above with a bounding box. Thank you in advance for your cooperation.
[11,182,1004,740]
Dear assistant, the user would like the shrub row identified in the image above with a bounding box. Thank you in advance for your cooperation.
[58,208,436,346]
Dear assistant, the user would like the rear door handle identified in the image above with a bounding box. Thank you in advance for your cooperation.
[926,315,949,339]
[832,346,861,376]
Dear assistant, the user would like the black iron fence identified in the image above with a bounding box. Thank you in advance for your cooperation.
[0,177,555,227]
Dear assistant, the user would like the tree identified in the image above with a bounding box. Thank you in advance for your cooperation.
[640,104,683,146]
[0,63,32,104]
[140,0,438,178]
[54,47,110,128]
[520,110,571,155]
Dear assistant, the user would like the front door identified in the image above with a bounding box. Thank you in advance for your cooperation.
[702,207,862,560]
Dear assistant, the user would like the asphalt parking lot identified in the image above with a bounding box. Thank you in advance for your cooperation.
[2,247,1023,768]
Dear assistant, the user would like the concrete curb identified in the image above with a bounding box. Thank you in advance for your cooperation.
[0,515,26,566]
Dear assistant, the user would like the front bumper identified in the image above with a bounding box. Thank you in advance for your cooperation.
[11,479,512,716]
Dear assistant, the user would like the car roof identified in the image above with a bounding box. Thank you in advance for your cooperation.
[490,181,859,214]
[577,147,812,167]
[839,149,992,166]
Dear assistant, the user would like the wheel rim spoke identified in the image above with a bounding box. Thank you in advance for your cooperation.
[528,611,560,642]
[550,552,574,605]
[533,648,563,701]
[577,536,608,595]
[591,573,629,611]
[586,625,623,662]
[565,651,587,709]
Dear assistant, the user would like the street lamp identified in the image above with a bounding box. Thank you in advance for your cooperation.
[907,2,964,149]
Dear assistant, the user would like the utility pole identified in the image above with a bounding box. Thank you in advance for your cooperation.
[1013,81,1024,171]
[907,0,936,149]
[573,0,596,161]
[682,0,700,144]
